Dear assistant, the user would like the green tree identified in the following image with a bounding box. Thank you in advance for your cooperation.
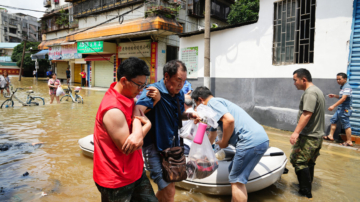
[227,0,259,25]
[11,41,49,76]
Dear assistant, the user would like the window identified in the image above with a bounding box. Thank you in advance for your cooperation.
[179,23,185,33]
[166,46,179,62]
[188,0,205,17]
[273,0,316,65]
[9,28,16,34]
[211,0,231,21]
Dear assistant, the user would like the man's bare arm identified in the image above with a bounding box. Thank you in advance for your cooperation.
[103,109,143,154]
[216,113,235,148]
[208,131,217,145]
[332,95,348,108]
[133,105,152,135]
[290,110,313,145]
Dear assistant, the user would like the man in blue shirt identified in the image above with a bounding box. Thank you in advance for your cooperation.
[191,86,269,202]
[182,80,193,95]
[136,60,199,202]
[325,73,353,146]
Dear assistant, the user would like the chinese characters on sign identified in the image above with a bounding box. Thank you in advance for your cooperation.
[150,42,158,84]
[0,68,20,75]
[77,41,104,53]
[49,46,62,60]
[118,41,151,58]
[181,47,198,79]
[62,43,82,59]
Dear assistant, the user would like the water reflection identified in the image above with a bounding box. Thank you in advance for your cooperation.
[0,77,359,202]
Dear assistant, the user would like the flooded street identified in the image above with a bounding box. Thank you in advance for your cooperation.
[1,77,360,202]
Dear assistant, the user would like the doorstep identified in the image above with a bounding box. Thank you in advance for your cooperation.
[340,134,360,145]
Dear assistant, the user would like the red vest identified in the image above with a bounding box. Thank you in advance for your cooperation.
[93,82,143,188]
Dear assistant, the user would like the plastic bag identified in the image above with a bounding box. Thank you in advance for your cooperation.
[179,121,198,140]
[56,86,65,96]
[196,104,218,129]
[186,135,219,179]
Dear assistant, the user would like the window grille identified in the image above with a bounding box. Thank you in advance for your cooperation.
[273,0,316,65]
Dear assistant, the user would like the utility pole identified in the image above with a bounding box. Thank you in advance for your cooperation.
[204,0,211,89]
[19,38,27,81]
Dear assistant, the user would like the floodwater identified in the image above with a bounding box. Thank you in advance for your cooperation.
[0,77,360,202]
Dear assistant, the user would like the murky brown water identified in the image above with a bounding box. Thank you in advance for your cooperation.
[0,77,360,202]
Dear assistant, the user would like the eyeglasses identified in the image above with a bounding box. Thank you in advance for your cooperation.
[130,80,147,90]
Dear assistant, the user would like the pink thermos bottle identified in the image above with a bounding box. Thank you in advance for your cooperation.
[193,122,207,144]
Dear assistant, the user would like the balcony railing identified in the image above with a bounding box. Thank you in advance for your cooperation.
[73,0,145,18]
[45,3,71,13]
[69,20,79,28]
[42,20,78,34]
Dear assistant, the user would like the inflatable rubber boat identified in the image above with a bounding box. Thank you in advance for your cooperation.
[78,134,288,195]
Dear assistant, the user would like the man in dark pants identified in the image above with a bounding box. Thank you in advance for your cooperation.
[290,68,325,199]
[93,57,157,202]
[136,60,200,202]
[66,68,71,84]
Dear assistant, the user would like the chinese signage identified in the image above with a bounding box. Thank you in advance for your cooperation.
[118,41,151,58]
[62,43,82,59]
[49,46,62,60]
[150,42,158,84]
[0,68,20,75]
[181,47,198,79]
[77,41,103,53]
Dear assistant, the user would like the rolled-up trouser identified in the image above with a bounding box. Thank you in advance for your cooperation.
[142,144,171,191]
[330,108,352,129]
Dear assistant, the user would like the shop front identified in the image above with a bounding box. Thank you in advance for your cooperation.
[61,42,83,84]
[49,45,68,81]
[78,41,116,88]
[118,40,156,84]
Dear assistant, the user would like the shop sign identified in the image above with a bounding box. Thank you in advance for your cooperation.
[0,68,19,75]
[118,41,151,58]
[77,41,103,53]
[181,47,198,79]
[62,43,82,59]
[150,42,158,84]
[49,46,62,60]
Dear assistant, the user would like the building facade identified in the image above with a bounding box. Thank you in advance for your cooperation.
[179,0,356,133]
[38,0,233,86]
[0,9,41,43]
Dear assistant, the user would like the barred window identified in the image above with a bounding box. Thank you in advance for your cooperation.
[273,0,316,65]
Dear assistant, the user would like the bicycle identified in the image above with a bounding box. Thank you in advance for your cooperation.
[1,85,45,108]
[60,85,83,104]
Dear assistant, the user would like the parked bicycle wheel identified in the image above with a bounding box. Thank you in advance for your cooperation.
[75,95,83,104]
[33,97,45,105]
[1,100,14,108]
[60,95,71,102]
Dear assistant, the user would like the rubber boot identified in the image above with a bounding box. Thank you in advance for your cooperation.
[309,166,315,183]
[296,168,313,199]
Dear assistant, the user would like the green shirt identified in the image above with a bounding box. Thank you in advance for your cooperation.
[297,85,325,138]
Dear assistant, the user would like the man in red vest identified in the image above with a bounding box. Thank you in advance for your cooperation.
[93,57,157,201]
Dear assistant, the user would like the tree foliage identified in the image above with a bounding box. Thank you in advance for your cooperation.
[11,41,49,74]
[227,0,260,25]
[55,9,69,26]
